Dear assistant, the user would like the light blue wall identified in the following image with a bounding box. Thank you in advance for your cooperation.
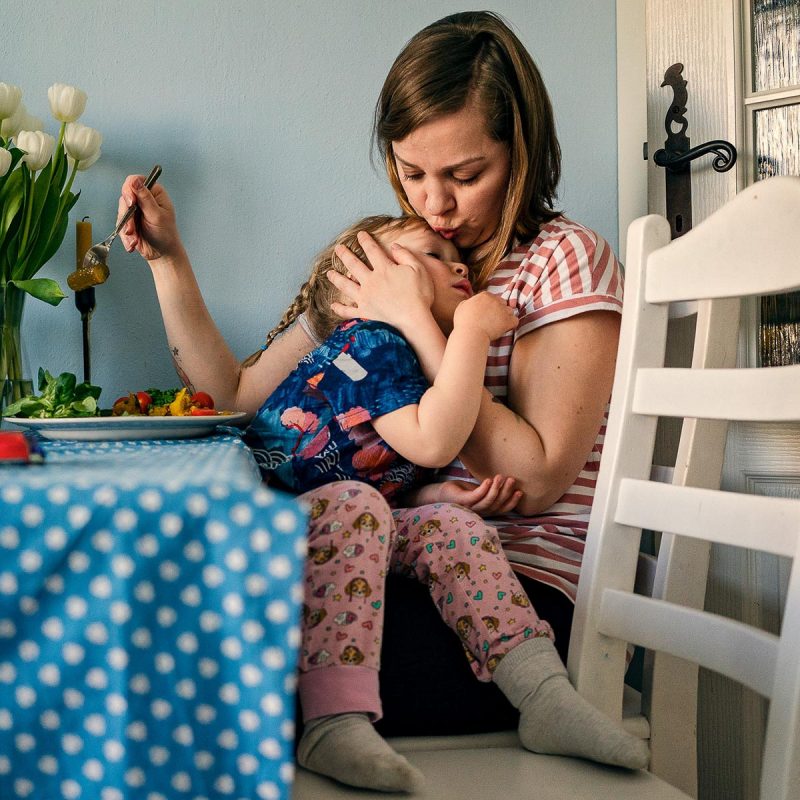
[4,0,618,401]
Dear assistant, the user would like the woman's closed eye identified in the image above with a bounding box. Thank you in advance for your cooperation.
[401,171,480,186]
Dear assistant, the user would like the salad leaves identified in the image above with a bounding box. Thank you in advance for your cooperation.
[4,368,102,418]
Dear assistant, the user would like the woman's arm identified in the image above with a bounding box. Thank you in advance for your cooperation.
[118,176,314,416]
[372,293,517,468]
[459,311,621,515]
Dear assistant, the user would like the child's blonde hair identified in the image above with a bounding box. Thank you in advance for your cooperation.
[242,214,427,368]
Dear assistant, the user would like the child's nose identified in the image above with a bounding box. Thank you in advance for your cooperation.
[451,262,468,276]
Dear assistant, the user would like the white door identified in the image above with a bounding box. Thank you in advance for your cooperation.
[617,2,800,798]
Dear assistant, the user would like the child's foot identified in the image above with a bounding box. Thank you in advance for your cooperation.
[297,712,425,793]
[493,638,650,770]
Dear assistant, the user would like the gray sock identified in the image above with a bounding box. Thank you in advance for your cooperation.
[297,713,425,793]
[493,638,650,770]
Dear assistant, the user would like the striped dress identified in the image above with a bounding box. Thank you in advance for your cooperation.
[443,216,624,603]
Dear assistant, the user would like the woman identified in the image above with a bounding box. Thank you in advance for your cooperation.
[118,10,638,794]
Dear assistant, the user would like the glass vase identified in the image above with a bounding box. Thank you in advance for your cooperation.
[1,284,33,424]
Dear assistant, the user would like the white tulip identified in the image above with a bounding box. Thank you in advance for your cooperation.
[47,83,87,123]
[0,82,22,121]
[64,122,102,163]
[68,148,101,172]
[21,112,44,132]
[16,130,55,171]
[0,147,11,177]
[0,101,26,138]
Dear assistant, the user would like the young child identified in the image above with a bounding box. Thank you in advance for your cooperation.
[244,215,648,792]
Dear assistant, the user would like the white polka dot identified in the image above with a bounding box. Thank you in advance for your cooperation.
[172,725,194,746]
[256,781,280,800]
[280,719,295,741]
[45,574,64,594]
[113,508,137,532]
[241,664,262,687]
[230,503,253,525]
[83,758,104,781]
[0,526,19,549]
[180,585,201,607]
[47,485,70,504]
[67,505,91,529]
[217,729,239,750]
[129,674,150,694]
[138,490,163,511]
[85,668,108,690]
[239,710,260,732]
[219,684,240,705]
[136,535,159,557]
[156,607,177,628]
[103,740,125,762]
[250,529,271,552]
[177,633,198,654]
[175,678,196,699]
[209,484,229,499]
[132,628,152,649]
[15,732,36,752]
[198,658,220,679]
[19,596,38,615]
[62,642,85,665]
[262,648,286,670]
[222,593,244,616]
[273,510,299,533]
[280,762,295,783]
[91,530,114,553]
[149,745,170,766]
[0,709,10,729]
[202,565,225,588]
[65,596,88,619]
[155,653,175,674]
[287,625,301,648]
[194,750,214,770]
[40,710,59,729]
[183,540,205,561]
[21,504,43,527]
[253,487,275,506]
[150,699,172,720]
[171,772,192,792]
[89,576,113,599]
[214,774,235,794]
[63,689,84,710]
[42,617,64,640]
[159,513,182,537]
[61,778,81,799]
[291,583,304,603]
[220,637,242,659]
[110,601,132,625]
[1,486,22,503]
[225,548,248,571]
[20,550,42,573]
[0,619,15,639]
[19,641,39,661]
[205,520,229,543]
[0,573,18,594]
[106,648,129,671]
[68,551,89,573]
[199,611,222,633]
[159,560,180,581]
[0,755,10,774]
[45,526,67,549]
[134,581,155,603]
[245,574,268,596]
[38,663,61,686]
[93,487,118,506]
[242,620,265,642]
[186,494,209,516]
[260,693,283,716]
[14,777,34,797]
[106,693,127,715]
[266,600,289,624]
[85,714,106,736]
[86,622,109,645]
[62,733,83,755]
[38,754,58,774]
[111,554,136,578]
[268,555,292,579]
[126,721,147,741]
[124,767,145,787]
[195,704,217,724]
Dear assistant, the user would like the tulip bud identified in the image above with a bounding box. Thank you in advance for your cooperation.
[0,82,22,121]
[0,147,11,177]
[64,122,102,164]
[68,148,101,172]
[47,83,87,123]
[0,102,27,138]
[16,130,56,172]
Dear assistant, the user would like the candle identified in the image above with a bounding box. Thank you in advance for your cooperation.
[76,218,92,269]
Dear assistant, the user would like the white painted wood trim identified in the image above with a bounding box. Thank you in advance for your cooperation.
[616,0,648,263]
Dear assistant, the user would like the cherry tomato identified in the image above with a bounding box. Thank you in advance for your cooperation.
[112,394,137,416]
[190,391,214,409]
[189,407,217,416]
[136,391,153,414]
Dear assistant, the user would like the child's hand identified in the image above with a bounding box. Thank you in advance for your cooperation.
[454,292,518,341]
[429,476,523,516]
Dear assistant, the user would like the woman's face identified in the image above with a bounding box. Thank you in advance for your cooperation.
[391,103,512,254]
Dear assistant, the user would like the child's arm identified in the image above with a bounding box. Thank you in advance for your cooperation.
[371,293,517,468]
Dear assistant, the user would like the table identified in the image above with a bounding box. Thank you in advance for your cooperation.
[0,433,307,800]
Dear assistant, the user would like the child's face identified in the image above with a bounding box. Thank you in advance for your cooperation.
[379,224,473,334]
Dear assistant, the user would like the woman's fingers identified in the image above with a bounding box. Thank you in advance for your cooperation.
[329,300,361,321]
[326,269,361,302]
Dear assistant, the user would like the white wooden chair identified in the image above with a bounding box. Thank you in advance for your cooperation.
[293,176,800,799]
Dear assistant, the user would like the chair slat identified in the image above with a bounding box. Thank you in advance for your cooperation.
[598,590,779,698]
[615,480,800,558]
[633,365,800,422]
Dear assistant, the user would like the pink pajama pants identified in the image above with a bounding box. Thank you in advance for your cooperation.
[296,481,553,722]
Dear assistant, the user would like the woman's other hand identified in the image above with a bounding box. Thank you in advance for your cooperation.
[327,232,434,329]
[409,476,522,516]
[118,174,182,262]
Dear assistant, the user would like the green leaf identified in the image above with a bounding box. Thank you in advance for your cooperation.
[28,202,72,278]
[9,278,66,306]
[20,187,61,277]
[0,146,24,198]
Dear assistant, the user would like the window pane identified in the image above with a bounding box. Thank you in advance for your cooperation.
[756,103,800,365]
[753,0,800,92]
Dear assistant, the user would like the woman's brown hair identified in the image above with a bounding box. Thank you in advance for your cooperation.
[373,10,561,288]
[242,214,425,367]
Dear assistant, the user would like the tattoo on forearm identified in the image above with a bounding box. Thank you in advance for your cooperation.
[170,345,196,394]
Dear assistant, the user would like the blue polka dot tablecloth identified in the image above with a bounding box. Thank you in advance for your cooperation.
[0,434,307,800]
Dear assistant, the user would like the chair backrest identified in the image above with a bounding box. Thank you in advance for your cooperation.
[567,176,800,800]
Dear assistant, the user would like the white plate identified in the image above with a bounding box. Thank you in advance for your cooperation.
[7,412,248,441]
